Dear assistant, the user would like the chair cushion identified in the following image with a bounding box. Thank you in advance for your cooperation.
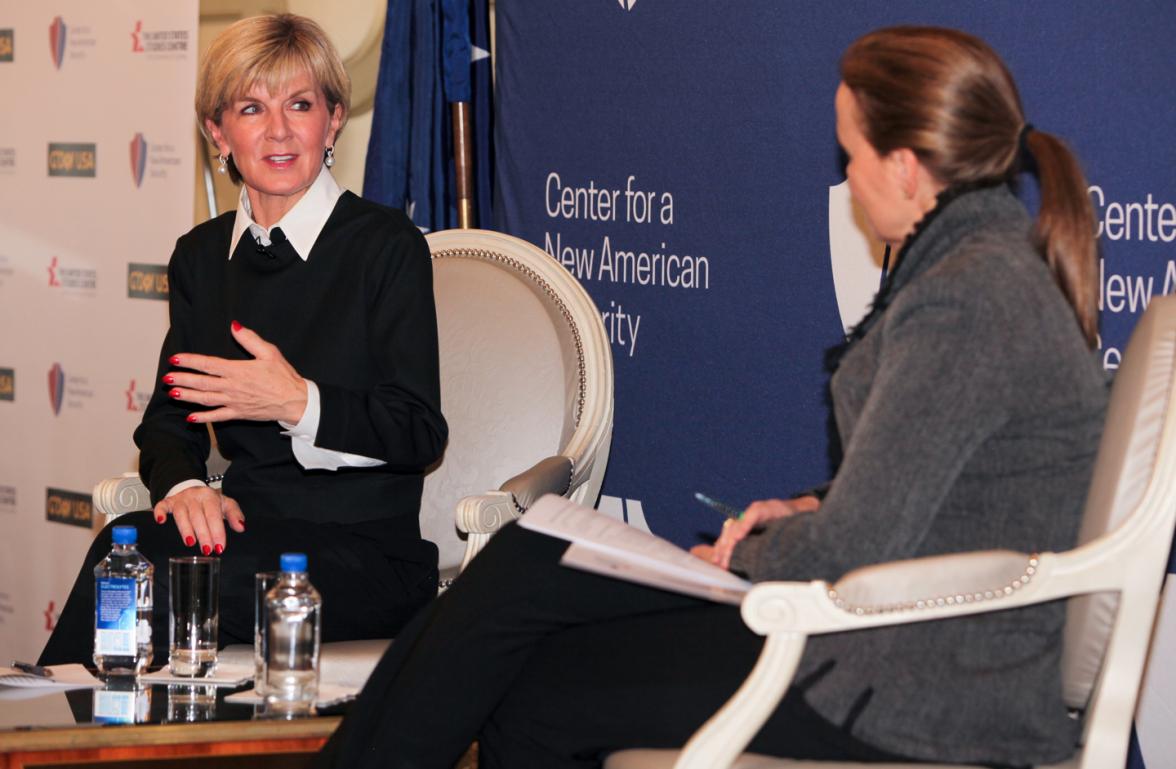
[421,257,572,569]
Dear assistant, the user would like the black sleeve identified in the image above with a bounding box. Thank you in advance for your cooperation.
[314,222,448,471]
[133,239,210,504]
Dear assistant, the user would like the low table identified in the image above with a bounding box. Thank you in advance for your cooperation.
[0,680,341,768]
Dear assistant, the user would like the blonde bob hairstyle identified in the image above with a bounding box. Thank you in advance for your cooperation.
[196,14,351,184]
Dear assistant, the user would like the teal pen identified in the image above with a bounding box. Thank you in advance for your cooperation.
[693,492,744,520]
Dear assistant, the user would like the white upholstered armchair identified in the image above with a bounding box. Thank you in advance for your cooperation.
[607,294,1176,769]
[93,228,614,585]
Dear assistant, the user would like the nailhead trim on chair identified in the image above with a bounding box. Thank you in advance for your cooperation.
[431,247,588,427]
[825,555,1040,616]
[205,474,224,485]
[506,459,576,515]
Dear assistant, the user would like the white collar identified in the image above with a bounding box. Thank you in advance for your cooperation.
[228,165,344,261]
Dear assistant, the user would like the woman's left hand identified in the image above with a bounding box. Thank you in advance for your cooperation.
[165,321,308,424]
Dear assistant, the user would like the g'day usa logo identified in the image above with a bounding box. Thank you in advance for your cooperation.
[0,367,13,401]
[127,262,168,299]
[46,487,92,528]
[0,29,13,62]
[48,363,93,415]
[0,484,15,515]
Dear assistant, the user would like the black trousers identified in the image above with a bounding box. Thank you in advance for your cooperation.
[39,510,438,667]
[315,524,908,769]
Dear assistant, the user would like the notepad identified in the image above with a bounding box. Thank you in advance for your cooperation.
[0,663,102,691]
[519,494,752,605]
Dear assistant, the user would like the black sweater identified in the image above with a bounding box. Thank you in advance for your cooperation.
[135,192,447,539]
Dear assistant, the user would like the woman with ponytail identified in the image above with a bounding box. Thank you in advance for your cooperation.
[317,27,1107,769]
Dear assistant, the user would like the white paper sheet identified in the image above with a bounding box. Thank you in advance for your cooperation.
[519,495,751,603]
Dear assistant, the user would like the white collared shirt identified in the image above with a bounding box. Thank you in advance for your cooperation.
[167,167,383,499]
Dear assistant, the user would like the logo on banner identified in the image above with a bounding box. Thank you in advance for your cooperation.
[126,137,180,185]
[0,254,12,287]
[127,262,168,299]
[0,147,14,174]
[48,363,65,415]
[48,142,96,177]
[47,363,92,415]
[47,255,97,291]
[48,16,94,68]
[125,379,152,411]
[0,29,13,62]
[46,487,92,528]
[0,485,15,515]
[130,20,190,56]
[616,0,638,10]
[130,133,147,187]
[0,367,13,401]
[828,179,886,333]
[44,601,58,631]
[49,16,66,68]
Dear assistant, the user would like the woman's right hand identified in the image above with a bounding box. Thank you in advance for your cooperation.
[153,486,245,555]
[708,495,820,570]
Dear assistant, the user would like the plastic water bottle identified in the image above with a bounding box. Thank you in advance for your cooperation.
[264,552,321,715]
[93,525,153,676]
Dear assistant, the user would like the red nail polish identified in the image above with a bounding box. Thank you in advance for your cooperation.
[184,535,195,546]
[155,515,165,524]
[214,544,224,555]
[231,320,242,332]
[202,544,211,556]
[238,522,245,532]
[169,388,182,398]
[186,414,198,423]
[162,374,174,385]
[169,355,181,365]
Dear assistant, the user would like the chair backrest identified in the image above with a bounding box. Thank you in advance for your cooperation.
[1062,294,1176,708]
[420,229,614,571]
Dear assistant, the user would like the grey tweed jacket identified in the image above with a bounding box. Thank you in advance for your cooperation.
[731,186,1108,765]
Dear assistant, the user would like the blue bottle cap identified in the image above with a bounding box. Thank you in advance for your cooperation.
[279,552,308,573]
[112,526,137,545]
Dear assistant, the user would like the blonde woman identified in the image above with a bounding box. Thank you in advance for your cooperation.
[41,15,446,665]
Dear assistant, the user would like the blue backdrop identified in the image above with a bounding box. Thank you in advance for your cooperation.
[491,3,1176,766]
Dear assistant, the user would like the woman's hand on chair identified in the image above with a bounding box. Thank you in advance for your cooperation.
[700,495,821,571]
[153,485,245,555]
[164,321,308,425]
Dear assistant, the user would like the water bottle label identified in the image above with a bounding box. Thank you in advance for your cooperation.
[93,688,135,723]
[95,577,135,655]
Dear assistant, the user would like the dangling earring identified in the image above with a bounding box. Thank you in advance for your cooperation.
[324,146,335,168]
[217,154,228,175]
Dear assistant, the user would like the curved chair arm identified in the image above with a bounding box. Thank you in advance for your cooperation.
[454,491,521,572]
[661,543,1138,769]
[500,455,573,510]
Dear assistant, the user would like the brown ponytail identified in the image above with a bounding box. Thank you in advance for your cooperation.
[841,27,1099,348]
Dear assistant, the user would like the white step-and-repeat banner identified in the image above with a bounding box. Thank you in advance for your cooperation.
[0,1,197,663]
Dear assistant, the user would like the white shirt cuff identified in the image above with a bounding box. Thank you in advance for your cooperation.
[165,479,208,499]
[279,379,386,471]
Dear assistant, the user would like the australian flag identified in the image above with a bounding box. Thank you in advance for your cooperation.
[363,0,494,232]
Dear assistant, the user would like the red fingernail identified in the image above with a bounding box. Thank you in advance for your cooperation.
[184,535,195,546]
[162,374,174,385]
[214,544,224,555]
[231,320,242,332]
[202,544,211,555]
[169,388,182,399]
[155,515,165,524]
[186,414,198,423]
[238,522,245,532]
[170,355,181,365]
